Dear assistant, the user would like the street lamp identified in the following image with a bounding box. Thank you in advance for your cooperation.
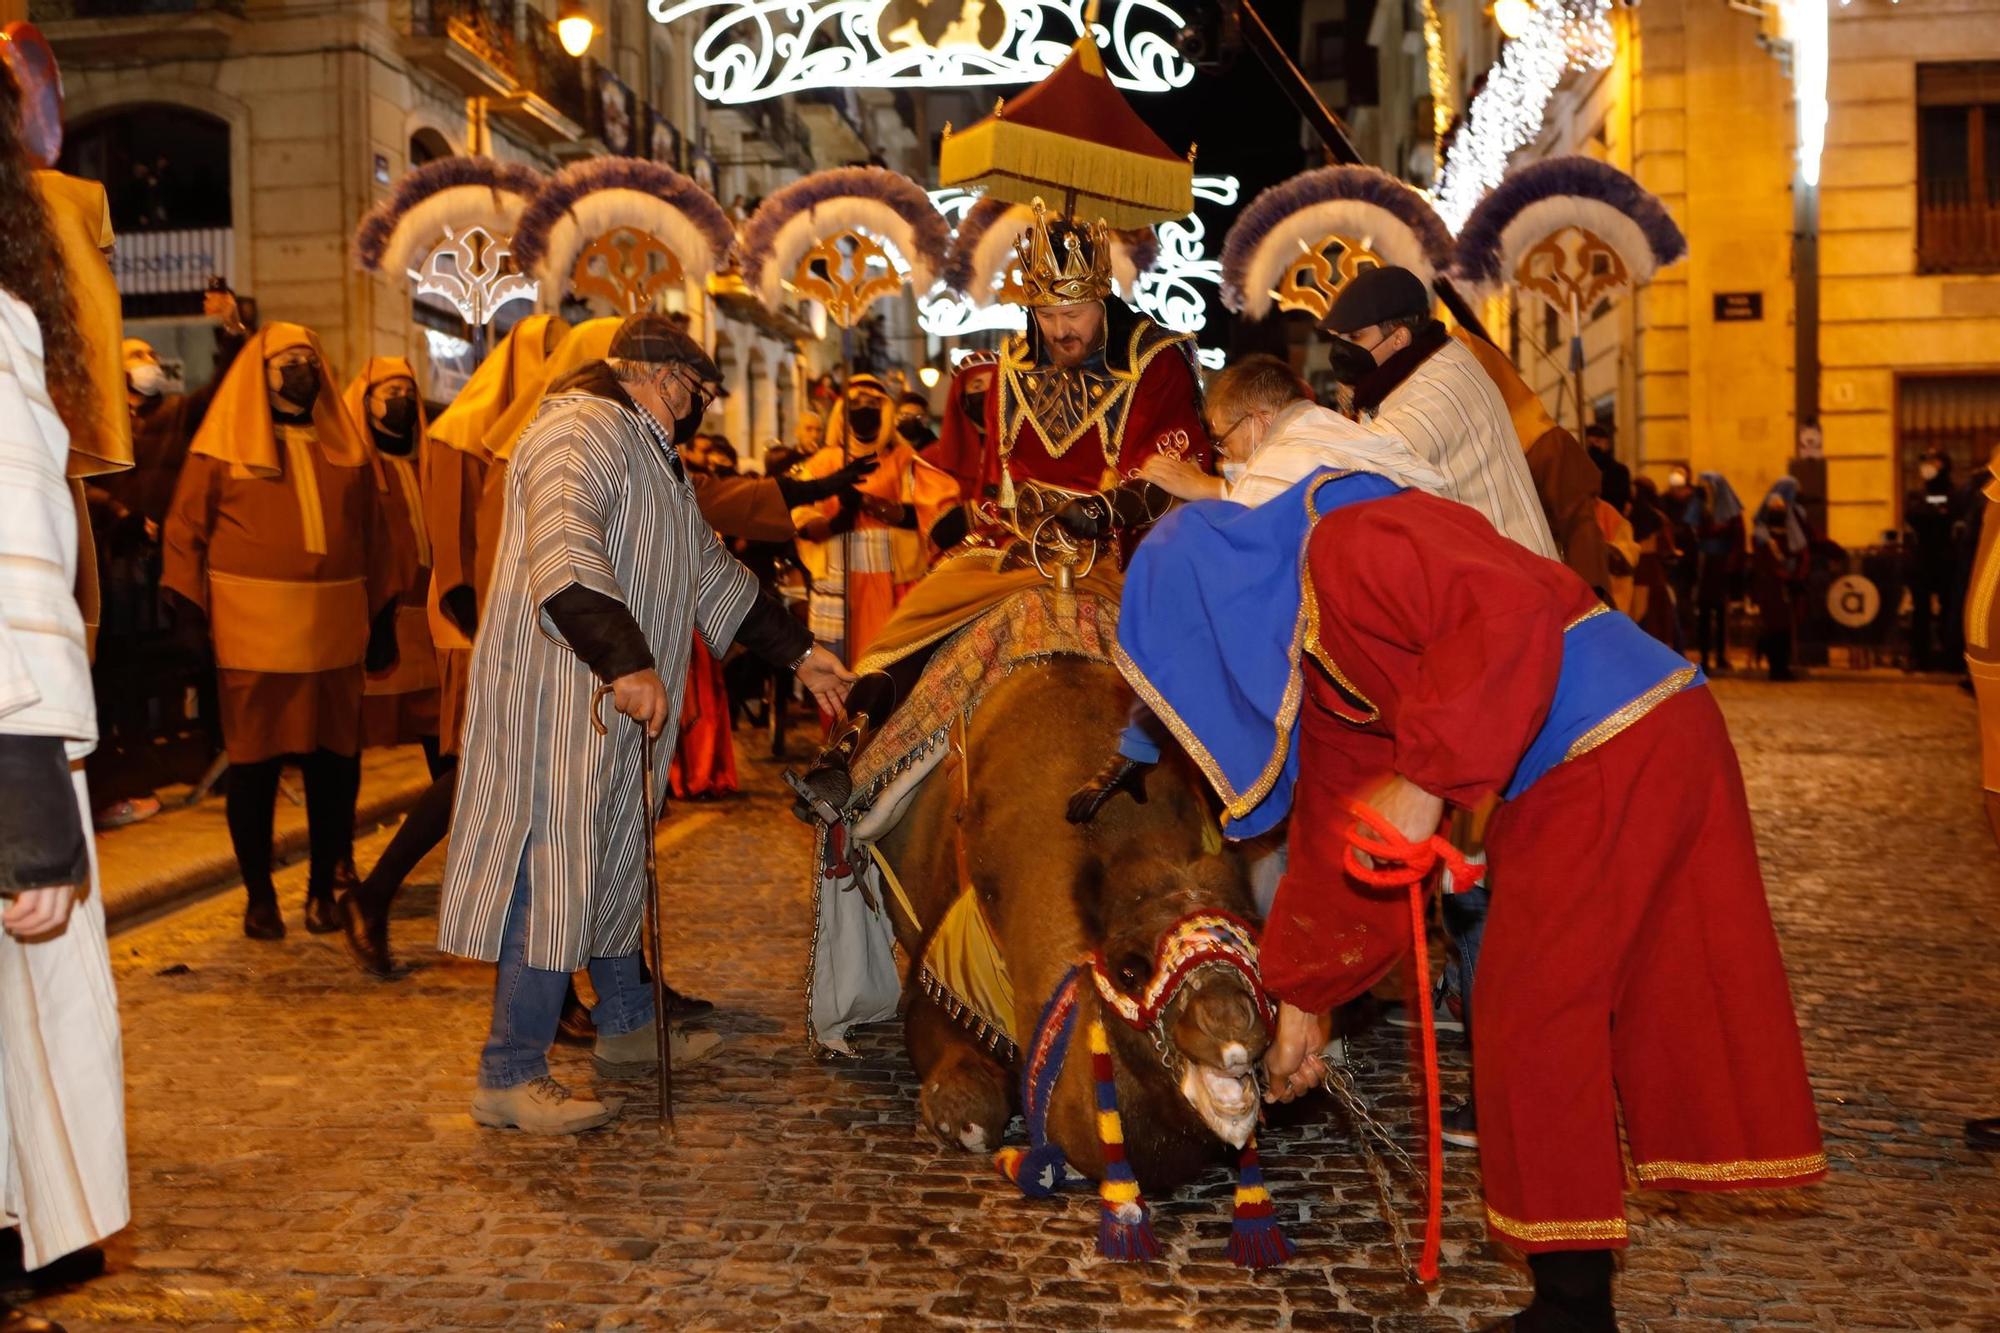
[557,0,596,58]
[918,365,941,388]
[1492,0,1534,41]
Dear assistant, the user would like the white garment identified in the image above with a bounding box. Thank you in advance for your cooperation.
[0,289,129,1267]
[1366,336,1559,558]
[1226,399,1447,507]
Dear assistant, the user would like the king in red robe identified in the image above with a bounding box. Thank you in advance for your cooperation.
[786,210,1209,822]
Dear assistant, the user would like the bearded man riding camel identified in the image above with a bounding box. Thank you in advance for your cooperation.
[785,205,1210,825]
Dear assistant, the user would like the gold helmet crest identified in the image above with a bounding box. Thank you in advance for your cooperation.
[1015,202,1113,307]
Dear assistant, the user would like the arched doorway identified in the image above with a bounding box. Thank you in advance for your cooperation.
[410,127,454,166]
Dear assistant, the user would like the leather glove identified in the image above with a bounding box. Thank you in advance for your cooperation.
[777,456,881,506]
[365,603,400,673]
[1065,754,1152,825]
[440,584,478,638]
[1052,495,1110,541]
[825,489,863,537]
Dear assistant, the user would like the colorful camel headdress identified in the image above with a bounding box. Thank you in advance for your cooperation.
[352,157,545,326]
[1450,156,1687,318]
[995,914,1291,1270]
[739,166,951,329]
[1218,165,1454,321]
[511,157,738,315]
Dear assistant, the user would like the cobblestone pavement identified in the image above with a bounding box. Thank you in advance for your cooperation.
[21,676,2000,1331]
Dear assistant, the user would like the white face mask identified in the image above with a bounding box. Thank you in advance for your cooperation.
[1219,461,1247,488]
[1668,470,1688,489]
[128,361,168,397]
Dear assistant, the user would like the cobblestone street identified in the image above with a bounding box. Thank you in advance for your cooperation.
[21,676,2000,1331]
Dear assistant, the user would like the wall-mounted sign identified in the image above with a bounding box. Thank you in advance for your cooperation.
[646,0,1196,104]
[1714,290,1762,322]
[113,227,233,295]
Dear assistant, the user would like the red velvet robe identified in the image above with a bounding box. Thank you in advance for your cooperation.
[1260,491,1825,1253]
[982,326,1210,493]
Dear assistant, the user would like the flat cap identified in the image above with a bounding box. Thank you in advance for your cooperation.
[608,313,727,392]
[1320,266,1433,335]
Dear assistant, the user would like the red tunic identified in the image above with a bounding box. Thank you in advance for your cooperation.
[1260,490,1825,1252]
[982,324,1211,494]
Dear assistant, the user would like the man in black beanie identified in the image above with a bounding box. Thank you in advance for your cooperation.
[1321,266,1557,560]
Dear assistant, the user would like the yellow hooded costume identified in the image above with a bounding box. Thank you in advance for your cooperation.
[161,324,400,763]
[345,357,441,746]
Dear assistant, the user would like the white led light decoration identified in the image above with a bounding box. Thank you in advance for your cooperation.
[647,0,1196,104]
[1778,0,1829,188]
[1433,0,1615,233]
[916,176,1237,364]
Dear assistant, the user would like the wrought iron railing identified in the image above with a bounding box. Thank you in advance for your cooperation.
[29,0,241,19]
[1918,178,2000,273]
[518,13,592,129]
[410,0,520,79]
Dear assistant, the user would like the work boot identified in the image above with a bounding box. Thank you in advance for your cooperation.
[785,714,870,825]
[338,891,394,979]
[592,1019,724,1080]
[470,1075,621,1134]
[1483,1251,1617,1332]
[302,892,341,935]
[243,897,285,941]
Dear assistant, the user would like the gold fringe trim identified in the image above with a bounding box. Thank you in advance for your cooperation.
[1562,666,1698,764]
[1564,603,1610,632]
[1485,1204,1628,1245]
[1633,1152,1827,1184]
[937,118,1193,230]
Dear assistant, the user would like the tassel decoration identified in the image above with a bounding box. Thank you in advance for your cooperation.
[1088,1018,1161,1261]
[1225,1136,1294,1268]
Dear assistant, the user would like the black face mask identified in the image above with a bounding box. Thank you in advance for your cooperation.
[376,397,417,436]
[1326,336,1377,387]
[848,406,884,442]
[896,416,934,446]
[277,363,321,412]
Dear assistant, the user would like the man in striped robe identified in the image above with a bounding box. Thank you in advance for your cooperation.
[437,315,852,1134]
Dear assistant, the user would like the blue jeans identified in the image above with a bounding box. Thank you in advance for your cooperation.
[477,849,654,1089]
[1441,883,1489,1029]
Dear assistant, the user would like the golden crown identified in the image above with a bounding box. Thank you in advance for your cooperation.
[1015,202,1113,307]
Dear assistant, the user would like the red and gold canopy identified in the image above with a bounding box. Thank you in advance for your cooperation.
[938,36,1193,229]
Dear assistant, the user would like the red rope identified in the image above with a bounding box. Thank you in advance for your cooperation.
[1341,796,1480,1285]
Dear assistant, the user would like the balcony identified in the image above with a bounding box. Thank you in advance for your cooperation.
[1918,179,2000,274]
[403,0,587,144]
[29,0,240,58]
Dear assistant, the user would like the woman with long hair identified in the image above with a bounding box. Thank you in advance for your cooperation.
[0,56,130,1332]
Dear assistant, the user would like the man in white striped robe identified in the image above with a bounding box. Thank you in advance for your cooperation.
[438,316,852,1134]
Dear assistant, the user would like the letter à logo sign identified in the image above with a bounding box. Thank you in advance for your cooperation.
[1713,291,1762,322]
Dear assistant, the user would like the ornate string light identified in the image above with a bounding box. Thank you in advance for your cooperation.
[1422,0,1452,175]
[646,0,1196,104]
[1433,0,1616,233]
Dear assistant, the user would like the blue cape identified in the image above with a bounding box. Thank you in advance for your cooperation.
[1115,469,1403,840]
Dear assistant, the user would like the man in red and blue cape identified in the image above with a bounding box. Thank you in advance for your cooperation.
[1112,467,1824,1332]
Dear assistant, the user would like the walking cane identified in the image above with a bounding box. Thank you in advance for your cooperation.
[591,684,674,1134]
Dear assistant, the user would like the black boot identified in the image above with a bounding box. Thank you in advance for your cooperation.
[302,892,341,935]
[1484,1251,1617,1332]
[1064,754,1152,824]
[785,712,872,826]
[338,890,395,978]
[243,895,285,941]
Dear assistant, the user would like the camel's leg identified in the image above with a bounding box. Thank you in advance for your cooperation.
[905,982,1012,1153]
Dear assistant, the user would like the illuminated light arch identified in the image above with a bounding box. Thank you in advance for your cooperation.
[646,0,1195,104]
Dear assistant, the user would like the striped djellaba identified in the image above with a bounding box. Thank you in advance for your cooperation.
[437,389,756,972]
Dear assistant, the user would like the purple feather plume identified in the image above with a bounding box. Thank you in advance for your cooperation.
[1452,156,1686,286]
[353,157,545,271]
[1118,226,1160,278]
[741,167,950,292]
[512,156,736,272]
[1219,166,1452,311]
